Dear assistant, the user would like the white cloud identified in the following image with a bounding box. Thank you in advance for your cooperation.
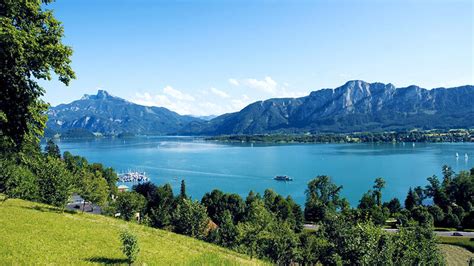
[228,78,239,86]
[163,85,195,101]
[231,94,253,110]
[130,77,307,116]
[242,76,278,94]
[133,86,237,116]
[210,87,230,98]
[237,76,306,98]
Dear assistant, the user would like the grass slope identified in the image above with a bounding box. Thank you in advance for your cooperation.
[438,236,474,252]
[0,198,263,265]
[439,244,473,266]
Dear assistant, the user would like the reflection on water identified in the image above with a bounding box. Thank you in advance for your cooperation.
[55,137,474,206]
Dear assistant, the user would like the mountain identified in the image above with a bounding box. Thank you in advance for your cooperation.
[47,81,474,136]
[46,90,202,136]
[193,115,218,121]
[190,80,474,134]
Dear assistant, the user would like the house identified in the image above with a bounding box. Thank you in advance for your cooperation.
[118,184,129,193]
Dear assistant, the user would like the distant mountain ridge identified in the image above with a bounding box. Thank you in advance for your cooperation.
[46,90,201,135]
[46,81,474,136]
[187,80,474,134]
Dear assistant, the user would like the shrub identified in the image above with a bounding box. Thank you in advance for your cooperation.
[120,231,140,264]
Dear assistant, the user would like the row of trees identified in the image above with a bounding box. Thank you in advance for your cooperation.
[110,174,449,264]
[0,139,117,211]
[207,130,474,144]
[403,166,474,228]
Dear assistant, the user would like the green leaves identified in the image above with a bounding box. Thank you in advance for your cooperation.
[1,0,75,148]
[120,230,140,264]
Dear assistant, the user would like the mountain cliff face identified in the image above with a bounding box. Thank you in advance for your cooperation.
[46,90,201,135]
[47,81,474,136]
[192,81,474,134]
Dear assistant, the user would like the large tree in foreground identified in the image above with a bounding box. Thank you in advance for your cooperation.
[0,0,75,149]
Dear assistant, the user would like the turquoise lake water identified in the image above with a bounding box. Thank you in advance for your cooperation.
[56,137,474,206]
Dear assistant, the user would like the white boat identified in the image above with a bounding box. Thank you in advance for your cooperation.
[456,153,459,158]
[274,175,293,181]
[465,153,469,160]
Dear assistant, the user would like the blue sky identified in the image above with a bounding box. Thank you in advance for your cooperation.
[42,0,473,115]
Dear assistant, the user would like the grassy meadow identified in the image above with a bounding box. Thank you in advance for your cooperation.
[0,198,264,265]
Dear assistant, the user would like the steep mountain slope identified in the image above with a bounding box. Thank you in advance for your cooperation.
[46,90,201,135]
[194,81,474,134]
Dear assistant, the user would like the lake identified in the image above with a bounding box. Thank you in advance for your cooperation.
[56,137,474,206]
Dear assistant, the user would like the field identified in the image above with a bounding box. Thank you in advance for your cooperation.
[438,236,474,252]
[0,198,264,265]
[439,244,473,266]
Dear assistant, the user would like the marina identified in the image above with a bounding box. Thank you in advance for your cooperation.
[118,171,149,182]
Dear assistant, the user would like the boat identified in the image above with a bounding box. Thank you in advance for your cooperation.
[465,153,469,160]
[456,152,459,158]
[274,175,293,181]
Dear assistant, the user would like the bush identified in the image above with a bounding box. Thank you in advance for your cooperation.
[120,231,140,264]
[3,164,38,201]
[444,212,461,228]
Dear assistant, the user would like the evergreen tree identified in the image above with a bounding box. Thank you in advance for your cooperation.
[179,179,187,199]
[44,139,61,158]
[404,187,418,210]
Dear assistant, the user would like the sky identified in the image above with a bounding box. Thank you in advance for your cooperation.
[41,0,473,116]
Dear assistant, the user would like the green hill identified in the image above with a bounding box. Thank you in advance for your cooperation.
[0,198,263,265]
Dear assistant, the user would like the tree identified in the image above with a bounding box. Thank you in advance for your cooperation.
[413,186,425,205]
[443,211,461,228]
[373,177,385,206]
[35,156,73,209]
[3,163,38,200]
[384,198,402,215]
[287,196,304,232]
[358,191,377,211]
[148,183,175,228]
[215,210,238,248]
[202,189,225,224]
[120,231,140,264]
[115,192,146,221]
[79,170,109,212]
[404,188,418,210]
[410,206,434,227]
[44,139,60,158]
[304,175,343,223]
[442,165,454,188]
[448,170,474,211]
[425,175,449,210]
[427,205,445,226]
[1,0,75,148]
[392,223,444,265]
[299,233,331,265]
[172,199,209,239]
[179,179,187,199]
